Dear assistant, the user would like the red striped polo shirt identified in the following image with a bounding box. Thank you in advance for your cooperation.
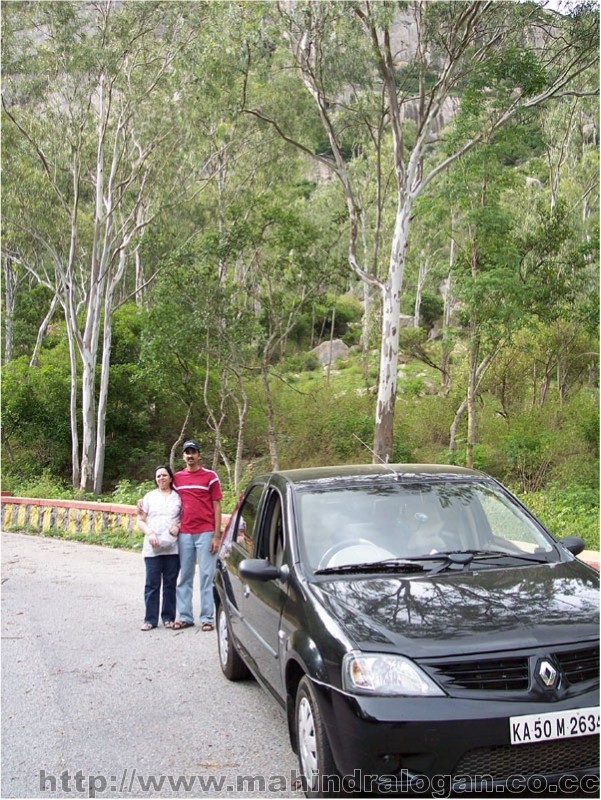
[173,467,223,533]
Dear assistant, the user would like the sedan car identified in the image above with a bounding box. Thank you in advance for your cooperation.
[214,464,599,797]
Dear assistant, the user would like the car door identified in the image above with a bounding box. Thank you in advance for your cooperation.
[241,486,289,700]
[221,482,267,647]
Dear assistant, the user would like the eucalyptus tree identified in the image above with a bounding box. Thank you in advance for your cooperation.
[444,133,527,466]
[140,243,259,491]
[445,102,598,465]
[2,1,211,492]
[240,0,599,462]
[244,194,326,470]
[510,90,599,406]
[140,176,324,484]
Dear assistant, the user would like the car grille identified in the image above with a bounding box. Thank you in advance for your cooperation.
[433,656,529,691]
[554,646,599,685]
[453,735,599,778]
[429,645,600,692]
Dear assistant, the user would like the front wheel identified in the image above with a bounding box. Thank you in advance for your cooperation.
[295,676,340,797]
[216,603,250,681]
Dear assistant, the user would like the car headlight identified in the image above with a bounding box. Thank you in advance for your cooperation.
[342,652,445,697]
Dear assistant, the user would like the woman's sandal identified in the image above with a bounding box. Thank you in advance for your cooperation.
[173,620,194,630]
[163,621,175,629]
[140,623,155,631]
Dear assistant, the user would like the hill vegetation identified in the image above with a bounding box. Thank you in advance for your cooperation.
[1,1,599,548]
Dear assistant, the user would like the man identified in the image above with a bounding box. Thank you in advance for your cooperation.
[172,440,222,631]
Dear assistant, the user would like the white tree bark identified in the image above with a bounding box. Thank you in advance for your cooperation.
[4,2,199,492]
[413,253,429,329]
[2,257,20,364]
[29,293,60,368]
[267,0,597,462]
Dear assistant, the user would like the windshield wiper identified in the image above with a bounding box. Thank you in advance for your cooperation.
[400,550,550,574]
[315,558,427,576]
[314,550,549,576]
[465,549,549,563]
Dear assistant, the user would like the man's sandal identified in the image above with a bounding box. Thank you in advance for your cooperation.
[201,622,214,632]
[163,621,175,629]
[173,620,194,630]
[140,623,155,631]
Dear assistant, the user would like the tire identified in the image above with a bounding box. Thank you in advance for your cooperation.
[216,603,250,681]
[295,676,341,797]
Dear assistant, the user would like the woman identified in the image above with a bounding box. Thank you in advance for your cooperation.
[137,465,182,631]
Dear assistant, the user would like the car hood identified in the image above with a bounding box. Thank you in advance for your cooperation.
[311,561,599,658]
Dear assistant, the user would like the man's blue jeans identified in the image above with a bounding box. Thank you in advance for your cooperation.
[176,532,218,625]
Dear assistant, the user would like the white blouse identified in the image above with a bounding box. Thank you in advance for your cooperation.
[140,489,182,558]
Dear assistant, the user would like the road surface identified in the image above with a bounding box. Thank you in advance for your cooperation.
[1,532,302,798]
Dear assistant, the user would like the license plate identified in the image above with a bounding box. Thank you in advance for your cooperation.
[510,706,600,745]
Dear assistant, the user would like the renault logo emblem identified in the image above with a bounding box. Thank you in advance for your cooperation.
[538,660,558,688]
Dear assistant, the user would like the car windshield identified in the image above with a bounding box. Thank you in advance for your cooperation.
[295,479,555,572]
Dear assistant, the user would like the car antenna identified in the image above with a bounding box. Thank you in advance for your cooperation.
[352,434,402,480]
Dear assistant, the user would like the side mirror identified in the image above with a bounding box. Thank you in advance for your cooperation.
[559,536,585,557]
[239,558,289,583]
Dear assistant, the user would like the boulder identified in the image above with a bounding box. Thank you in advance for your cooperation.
[311,339,350,366]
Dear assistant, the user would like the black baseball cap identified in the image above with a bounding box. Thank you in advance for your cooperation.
[182,440,200,452]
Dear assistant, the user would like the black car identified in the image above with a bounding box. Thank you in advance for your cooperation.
[214,464,599,797]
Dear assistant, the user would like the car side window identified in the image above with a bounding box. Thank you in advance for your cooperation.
[234,484,264,555]
[256,491,284,566]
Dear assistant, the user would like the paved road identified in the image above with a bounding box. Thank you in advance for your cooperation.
[1,532,302,798]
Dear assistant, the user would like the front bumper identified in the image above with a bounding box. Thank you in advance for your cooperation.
[314,683,600,794]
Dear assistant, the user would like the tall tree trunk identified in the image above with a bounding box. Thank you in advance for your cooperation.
[93,326,111,496]
[441,234,456,391]
[325,304,336,384]
[2,257,18,364]
[93,251,125,495]
[30,293,60,367]
[449,398,467,460]
[232,375,249,495]
[170,407,192,473]
[80,353,97,493]
[413,252,428,328]
[449,352,495,462]
[361,282,372,385]
[373,201,410,462]
[65,311,81,490]
[466,331,480,469]
[261,357,279,471]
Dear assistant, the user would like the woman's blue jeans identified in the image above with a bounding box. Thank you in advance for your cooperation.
[176,532,218,625]
[144,554,180,626]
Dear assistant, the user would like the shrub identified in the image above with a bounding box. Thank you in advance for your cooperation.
[286,352,321,372]
[7,469,73,500]
[517,484,600,550]
[325,402,374,460]
[112,479,154,505]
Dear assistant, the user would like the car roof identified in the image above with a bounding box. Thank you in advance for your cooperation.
[261,463,485,488]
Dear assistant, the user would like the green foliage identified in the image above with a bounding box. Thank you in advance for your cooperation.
[286,352,321,372]
[1,354,73,480]
[111,479,154,506]
[502,425,555,493]
[325,404,374,460]
[1,0,598,529]
[417,292,444,330]
[3,469,73,500]
[517,485,599,550]
[579,404,600,457]
[13,527,145,551]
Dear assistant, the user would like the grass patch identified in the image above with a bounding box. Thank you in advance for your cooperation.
[5,526,143,550]
[515,485,600,551]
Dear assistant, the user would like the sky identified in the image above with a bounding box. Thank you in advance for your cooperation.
[533,0,594,11]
